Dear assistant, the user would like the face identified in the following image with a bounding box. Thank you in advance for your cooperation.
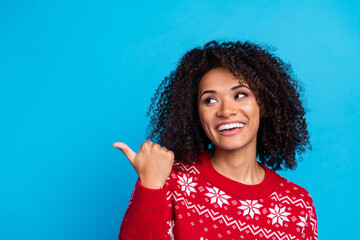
[197,67,261,152]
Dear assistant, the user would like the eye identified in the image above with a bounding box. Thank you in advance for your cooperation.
[204,97,217,104]
[235,92,248,99]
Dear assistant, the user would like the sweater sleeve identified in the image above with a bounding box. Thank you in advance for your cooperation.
[119,179,173,240]
[303,197,318,240]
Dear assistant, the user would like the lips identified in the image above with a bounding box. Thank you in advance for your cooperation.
[216,121,246,132]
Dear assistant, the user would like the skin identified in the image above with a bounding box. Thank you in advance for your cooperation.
[112,141,174,189]
[113,67,265,189]
[197,67,265,184]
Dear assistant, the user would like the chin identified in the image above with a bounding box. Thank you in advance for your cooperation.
[214,143,246,152]
[213,138,256,152]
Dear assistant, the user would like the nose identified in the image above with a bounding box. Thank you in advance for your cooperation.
[217,99,237,118]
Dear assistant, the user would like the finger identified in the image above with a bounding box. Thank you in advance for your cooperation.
[140,140,153,149]
[152,143,161,149]
[112,142,137,163]
[160,146,168,152]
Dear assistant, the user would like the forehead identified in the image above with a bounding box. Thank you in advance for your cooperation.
[198,67,248,91]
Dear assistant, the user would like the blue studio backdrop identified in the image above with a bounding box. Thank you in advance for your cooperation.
[1,0,359,239]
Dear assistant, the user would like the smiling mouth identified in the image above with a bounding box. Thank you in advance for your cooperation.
[217,122,245,132]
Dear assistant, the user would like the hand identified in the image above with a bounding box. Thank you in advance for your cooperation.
[113,141,175,189]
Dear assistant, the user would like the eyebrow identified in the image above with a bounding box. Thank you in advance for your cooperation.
[200,84,249,97]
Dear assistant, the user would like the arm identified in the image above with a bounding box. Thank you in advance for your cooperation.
[303,198,318,240]
[119,180,172,240]
[113,141,175,240]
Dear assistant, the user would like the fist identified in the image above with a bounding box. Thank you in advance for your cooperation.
[113,141,175,189]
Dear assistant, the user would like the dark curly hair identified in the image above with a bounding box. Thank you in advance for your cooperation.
[146,40,311,171]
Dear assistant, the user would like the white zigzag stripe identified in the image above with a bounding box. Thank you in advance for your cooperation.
[168,191,297,240]
[270,192,313,211]
[310,218,318,238]
[174,162,200,174]
[166,190,182,201]
[268,192,318,239]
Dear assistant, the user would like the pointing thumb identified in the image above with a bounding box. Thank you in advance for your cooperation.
[113,142,137,163]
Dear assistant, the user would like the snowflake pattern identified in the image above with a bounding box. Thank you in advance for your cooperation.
[124,160,318,240]
[238,200,263,219]
[167,220,175,240]
[205,186,231,208]
[267,205,291,226]
[297,213,307,233]
[177,174,197,196]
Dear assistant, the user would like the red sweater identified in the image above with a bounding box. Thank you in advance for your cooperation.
[119,152,318,240]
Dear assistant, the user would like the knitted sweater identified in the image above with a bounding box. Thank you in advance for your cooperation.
[119,152,318,240]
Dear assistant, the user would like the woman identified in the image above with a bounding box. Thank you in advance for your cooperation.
[113,41,318,240]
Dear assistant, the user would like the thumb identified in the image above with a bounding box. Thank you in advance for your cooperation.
[113,142,137,163]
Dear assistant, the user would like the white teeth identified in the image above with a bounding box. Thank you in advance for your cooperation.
[217,123,245,131]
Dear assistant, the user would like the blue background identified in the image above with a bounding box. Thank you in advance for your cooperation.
[1,0,359,239]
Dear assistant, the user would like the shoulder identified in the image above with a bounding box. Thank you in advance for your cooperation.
[172,160,200,175]
[272,172,316,212]
[164,160,200,187]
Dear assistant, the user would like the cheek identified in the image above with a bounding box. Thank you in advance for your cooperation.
[198,107,207,124]
[199,117,211,134]
[244,102,261,117]
[198,109,213,134]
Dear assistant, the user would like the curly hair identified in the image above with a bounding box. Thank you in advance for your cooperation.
[146,40,311,171]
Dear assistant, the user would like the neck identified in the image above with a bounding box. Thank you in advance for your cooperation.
[210,145,265,185]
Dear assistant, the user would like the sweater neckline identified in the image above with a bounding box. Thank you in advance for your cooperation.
[196,151,282,200]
